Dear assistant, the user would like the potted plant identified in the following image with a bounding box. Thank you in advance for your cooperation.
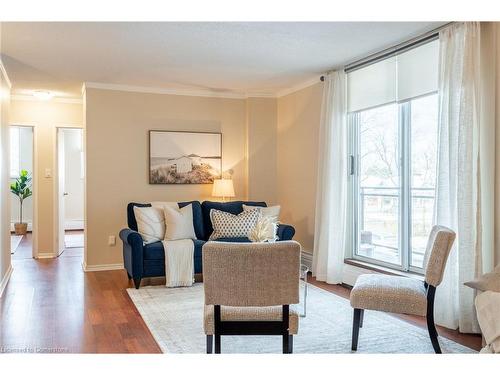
[10,169,32,235]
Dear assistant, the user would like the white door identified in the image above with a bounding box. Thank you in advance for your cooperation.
[57,129,66,256]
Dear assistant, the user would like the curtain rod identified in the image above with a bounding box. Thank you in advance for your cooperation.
[320,22,453,81]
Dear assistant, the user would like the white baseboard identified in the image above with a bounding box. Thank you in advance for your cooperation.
[65,219,84,230]
[300,249,379,287]
[301,250,313,270]
[36,253,57,259]
[342,263,378,287]
[0,265,14,298]
[82,262,124,272]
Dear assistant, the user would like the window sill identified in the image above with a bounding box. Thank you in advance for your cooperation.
[344,259,425,281]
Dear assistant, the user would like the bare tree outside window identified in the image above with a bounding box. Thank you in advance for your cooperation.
[354,94,438,269]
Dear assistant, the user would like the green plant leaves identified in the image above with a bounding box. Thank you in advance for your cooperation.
[10,170,33,200]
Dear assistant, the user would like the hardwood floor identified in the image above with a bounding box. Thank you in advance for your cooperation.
[1,235,481,353]
[2,232,161,353]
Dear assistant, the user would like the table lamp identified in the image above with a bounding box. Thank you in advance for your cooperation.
[212,178,235,202]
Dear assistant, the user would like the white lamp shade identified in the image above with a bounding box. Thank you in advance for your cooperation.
[212,179,235,198]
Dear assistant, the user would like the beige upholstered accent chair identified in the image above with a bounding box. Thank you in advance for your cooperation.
[202,241,301,354]
[349,225,456,353]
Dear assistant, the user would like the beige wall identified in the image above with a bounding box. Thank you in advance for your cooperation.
[495,23,500,267]
[9,99,83,255]
[277,82,323,253]
[0,22,13,290]
[247,97,278,204]
[85,88,277,268]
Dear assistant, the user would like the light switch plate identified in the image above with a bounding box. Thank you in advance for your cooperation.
[45,168,52,178]
[108,235,116,246]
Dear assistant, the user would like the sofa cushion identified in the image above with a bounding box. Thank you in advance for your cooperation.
[201,201,266,240]
[350,274,428,316]
[127,201,205,240]
[142,241,165,260]
[143,239,206,261]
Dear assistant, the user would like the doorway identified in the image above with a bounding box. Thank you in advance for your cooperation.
[56,127,85,258]
[9,125,34,259]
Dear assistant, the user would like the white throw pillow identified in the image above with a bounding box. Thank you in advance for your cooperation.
[243,204,281,222]
[243,204,280,240]
[151,201,178,210]
[248,216,279,243]
[133,206,165,243]
[163,204,197,241]
[209,209,260,240]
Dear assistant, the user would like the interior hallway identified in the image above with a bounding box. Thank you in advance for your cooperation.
[11,231,84,260]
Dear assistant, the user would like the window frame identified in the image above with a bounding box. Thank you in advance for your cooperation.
[347,93,437,274]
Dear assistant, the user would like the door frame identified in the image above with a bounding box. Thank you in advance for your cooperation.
[9,124,37,258]
[54,126,85,257]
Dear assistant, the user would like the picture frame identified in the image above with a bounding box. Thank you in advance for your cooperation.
[148,130,222,184]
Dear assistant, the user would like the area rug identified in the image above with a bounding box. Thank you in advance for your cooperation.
[127,283,475,354]
[10,235,23,254]
[64,233,84,248]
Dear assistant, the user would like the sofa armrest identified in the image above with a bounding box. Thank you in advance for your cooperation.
[120,228,144,279]
[277,224,295,241]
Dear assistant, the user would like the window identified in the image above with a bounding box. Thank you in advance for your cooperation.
[348,39,439,272]
[10,127,20,178]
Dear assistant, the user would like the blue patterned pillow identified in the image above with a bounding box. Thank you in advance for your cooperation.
[209,208,260,240]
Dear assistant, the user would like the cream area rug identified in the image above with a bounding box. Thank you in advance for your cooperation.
[127,283,475,354]
[10,235,23,254]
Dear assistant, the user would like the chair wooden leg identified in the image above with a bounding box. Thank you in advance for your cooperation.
[426,284,441,354]
[133,278,141,289]
[352,308,362,351]
[214,334,221,354]
[425,286,441,353]
[427,314,441,354]
[206,335,213,354]
[359,309,364,328]
[282,334,289,354]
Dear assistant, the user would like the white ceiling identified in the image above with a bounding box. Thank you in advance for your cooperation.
[1,22,446,99]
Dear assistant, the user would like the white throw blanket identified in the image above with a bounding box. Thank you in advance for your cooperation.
[162,239,194,288]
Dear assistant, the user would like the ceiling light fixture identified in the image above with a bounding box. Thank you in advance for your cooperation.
[33,90,54,101]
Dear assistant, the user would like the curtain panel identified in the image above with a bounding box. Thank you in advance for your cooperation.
[434,22,482,333]
[312,71,348,284]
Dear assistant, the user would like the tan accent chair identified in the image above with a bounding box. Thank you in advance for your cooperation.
[350,225,456,353]
[202,241,301,354]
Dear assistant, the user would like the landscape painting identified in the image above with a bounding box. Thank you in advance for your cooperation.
[149,130,222,184]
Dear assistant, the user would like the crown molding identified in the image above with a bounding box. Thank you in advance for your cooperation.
[85,81,249,99]
[276,76,321,98]
[84,81,281,99]
[82,78,323,100]
[0,58,12,89]
[10,94,83,104]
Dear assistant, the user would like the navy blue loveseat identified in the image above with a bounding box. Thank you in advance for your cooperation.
[119,200,295,288]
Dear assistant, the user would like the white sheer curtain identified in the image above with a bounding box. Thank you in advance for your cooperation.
[434,22,482,333]
[312,71,348,284]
